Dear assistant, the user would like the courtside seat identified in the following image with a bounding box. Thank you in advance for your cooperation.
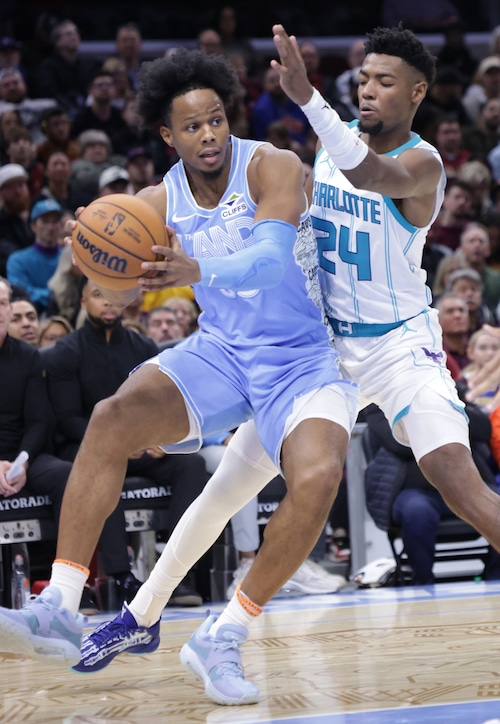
[121,475,171,533]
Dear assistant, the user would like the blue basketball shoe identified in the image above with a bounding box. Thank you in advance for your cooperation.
[72,603,160,672]
[180,613,260,705]
[0,585,84,666]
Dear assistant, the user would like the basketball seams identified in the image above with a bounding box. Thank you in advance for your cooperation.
[77,218,153,264]
[91,200,159,246]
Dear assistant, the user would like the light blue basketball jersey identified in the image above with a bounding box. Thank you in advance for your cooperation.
[164,135,332,349]
[310,123,446,337]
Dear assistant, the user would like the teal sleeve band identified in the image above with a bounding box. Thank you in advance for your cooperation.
[196,218,297,291]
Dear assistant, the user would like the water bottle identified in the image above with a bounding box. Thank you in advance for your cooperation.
[11,544,30,609]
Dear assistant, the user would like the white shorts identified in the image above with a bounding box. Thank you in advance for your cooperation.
[334,307,468,458]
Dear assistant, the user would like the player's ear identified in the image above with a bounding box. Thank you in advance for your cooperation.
[412,80,427,106]
[159,125,174,147]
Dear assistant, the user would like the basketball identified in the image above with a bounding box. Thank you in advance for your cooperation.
[72,194,166,290]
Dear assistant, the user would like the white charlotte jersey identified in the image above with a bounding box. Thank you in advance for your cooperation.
[310,125,446,336]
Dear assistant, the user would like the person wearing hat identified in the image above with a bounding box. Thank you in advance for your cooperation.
[0,163,33,276]
[463,56,500,124]
[0,37,25,79]
[98,165,130,196]
[126,146,156,193]
[37,106,80,165]
[70,129,126,197]
[6,198,63,314]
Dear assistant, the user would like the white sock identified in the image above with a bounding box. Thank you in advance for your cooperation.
[209,586,262,636]
[50,561,89,616]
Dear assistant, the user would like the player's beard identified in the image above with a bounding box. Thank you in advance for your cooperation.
[358,120,383,136]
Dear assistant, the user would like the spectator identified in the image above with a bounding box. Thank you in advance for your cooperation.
[0,107,22,164]
[462,98,500,161]
[114,22,143,93]
[0,37,24,77]
[112,95,171,176]
[6,199,63,315]
[166,296,200,337]
[458,222,500,311]
[436,19,478,85]
[480,210,500,269]
[414,66,472,137]
[226,52,262,138]
[46,245,84,327]
[98,165,130,196]
[463,56,500,125]
[36,19,99,118]
[431,252,470,300]
[0,278,81,598]
[70,129,125,198]
[0,67,56,145]
[101,57,133,111]
[5,127,44,197]
[456,160,493,220]
[0,163,33,277]
[36,107,80,165]
[71,70,128,153]
[435,291,471,375]
[364,401,500,585]
[44,278,208,606]
[298,41,343,115]
[126,146,157,193]
[8,297,40,346]
[146,306,183,347]
[462,326,500,410]
[38,314,73,349]
[32,150,93,214]
[447,267,497,333]
[424,179,473,285]
[197,28,223,56]
[252,66,310,145]
[434,113,472,180]
[335,38,366,100]
[214,5,257,76]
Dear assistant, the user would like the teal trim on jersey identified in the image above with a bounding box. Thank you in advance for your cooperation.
[382,196,416,232]
[384,133,422,156]
[328,317,407,337]
[392,405,411,430]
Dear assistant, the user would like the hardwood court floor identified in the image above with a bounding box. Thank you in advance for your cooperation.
[2,582,500,723]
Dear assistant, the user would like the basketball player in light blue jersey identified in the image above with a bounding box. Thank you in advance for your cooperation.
[0,48,359,705]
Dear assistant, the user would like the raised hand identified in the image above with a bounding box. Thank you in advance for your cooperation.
[271,24,314,106]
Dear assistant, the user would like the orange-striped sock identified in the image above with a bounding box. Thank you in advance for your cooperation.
[209,583,262,636]
[50,559,90,616]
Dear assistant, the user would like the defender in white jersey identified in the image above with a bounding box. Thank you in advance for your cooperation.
[269,24,500,557]
[0,48,358,705]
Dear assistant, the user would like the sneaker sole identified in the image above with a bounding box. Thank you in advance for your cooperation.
[0,616,81,666]
[179,642,260,706]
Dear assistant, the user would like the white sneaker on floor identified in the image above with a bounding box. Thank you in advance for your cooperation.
[283,558,346,594]
[226,558,254,600]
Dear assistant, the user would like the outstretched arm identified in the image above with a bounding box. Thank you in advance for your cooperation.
[271,24,441,217]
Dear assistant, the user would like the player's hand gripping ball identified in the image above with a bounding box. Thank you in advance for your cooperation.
[72,194,166,290]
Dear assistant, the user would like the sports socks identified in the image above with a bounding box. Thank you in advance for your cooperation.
[209,584,263,636]
[50,559,90,615]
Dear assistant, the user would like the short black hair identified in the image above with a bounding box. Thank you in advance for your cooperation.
[364,26,437,86]
[137,48,239,129]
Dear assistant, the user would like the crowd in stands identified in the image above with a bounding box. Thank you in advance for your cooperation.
[4,5,500,607]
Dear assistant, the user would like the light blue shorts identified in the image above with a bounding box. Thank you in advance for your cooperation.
[146,332,358,469]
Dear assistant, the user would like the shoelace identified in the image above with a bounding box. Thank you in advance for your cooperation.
[213,638,244,677]
[89,617,136,645]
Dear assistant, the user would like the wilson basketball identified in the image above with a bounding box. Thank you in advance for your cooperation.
[72,194,166,290]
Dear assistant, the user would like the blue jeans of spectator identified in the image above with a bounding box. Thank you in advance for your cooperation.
[391,487,455,585]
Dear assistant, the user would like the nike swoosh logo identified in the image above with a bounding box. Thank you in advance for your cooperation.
[171,211,196,223]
